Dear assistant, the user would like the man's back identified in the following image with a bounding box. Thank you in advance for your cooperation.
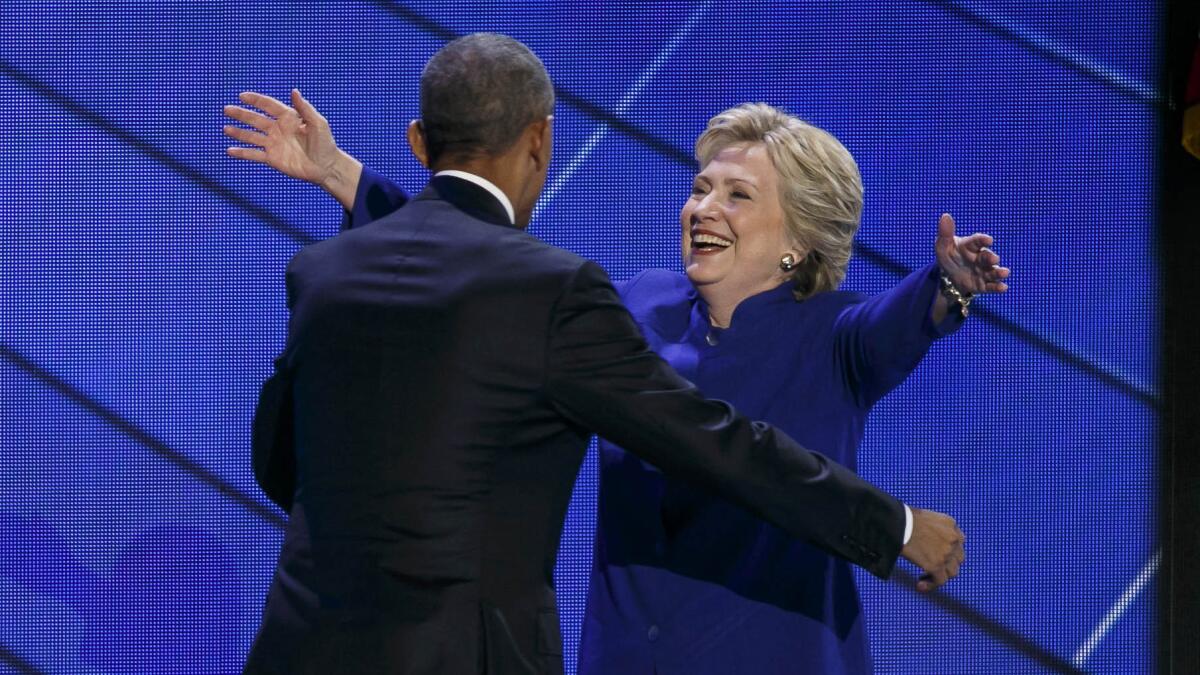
[248,178,592,673]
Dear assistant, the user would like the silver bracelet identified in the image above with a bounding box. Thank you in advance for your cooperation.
[939,273,975,317]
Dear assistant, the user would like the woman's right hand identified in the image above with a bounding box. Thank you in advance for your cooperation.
[224,89,362,209]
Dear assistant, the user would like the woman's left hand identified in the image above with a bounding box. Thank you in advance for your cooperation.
[935,213,1010,295]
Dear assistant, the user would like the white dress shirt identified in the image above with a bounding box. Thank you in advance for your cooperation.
[434,169,515,225]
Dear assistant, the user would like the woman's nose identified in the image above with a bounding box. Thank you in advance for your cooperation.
[692,195,719,221]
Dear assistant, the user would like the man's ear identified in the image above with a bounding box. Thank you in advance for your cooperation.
[529,115,553,171]
[407,120,430,168]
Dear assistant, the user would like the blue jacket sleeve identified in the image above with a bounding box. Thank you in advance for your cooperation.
[834,263,963,406]
[339,165,410,231]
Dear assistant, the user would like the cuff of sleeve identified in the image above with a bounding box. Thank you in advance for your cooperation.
[339,165,378,231]
[925,264,966,338]
[903,503,913,546]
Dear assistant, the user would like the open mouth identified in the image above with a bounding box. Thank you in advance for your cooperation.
[691,232,733,254]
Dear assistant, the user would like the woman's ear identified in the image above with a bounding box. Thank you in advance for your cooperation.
[407,120,430,168]
[779,249,805,273]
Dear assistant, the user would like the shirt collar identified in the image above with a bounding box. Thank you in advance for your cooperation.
[693,281,798,337]
[434,170,515,225]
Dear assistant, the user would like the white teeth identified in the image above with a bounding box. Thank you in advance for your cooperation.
[693,233,732,247]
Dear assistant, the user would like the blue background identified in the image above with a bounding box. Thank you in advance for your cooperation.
[0,1,1160,673]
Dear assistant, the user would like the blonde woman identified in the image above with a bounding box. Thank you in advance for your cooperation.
[226,95,1006,674]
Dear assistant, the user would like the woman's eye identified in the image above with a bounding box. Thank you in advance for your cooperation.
[691,186,707,195]
[732,191,750,199]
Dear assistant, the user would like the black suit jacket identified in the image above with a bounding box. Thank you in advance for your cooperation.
[245,176,905,674]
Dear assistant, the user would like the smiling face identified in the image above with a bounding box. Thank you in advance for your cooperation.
[681,142,798,303]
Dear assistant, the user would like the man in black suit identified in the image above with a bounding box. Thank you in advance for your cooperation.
[239,33,963,674]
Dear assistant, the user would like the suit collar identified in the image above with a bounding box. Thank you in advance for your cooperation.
[416,174,516,229]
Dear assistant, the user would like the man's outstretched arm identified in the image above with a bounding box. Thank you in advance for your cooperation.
[545,261,965,590]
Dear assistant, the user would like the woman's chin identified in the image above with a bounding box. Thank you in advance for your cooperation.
[685,262,724,287]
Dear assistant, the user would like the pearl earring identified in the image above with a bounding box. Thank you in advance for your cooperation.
[779,253,798,272]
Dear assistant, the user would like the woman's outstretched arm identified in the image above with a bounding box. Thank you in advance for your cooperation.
[835,213,1010,405]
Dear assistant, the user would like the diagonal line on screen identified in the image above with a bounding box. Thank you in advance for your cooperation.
[0,645,44,675]
[0,9,1162,414]
[0,344,287,530]
[891,568,1086,673]
[364,0,695,166]
[0,14,1160,669]
[3,9,1157,413]
[1071,548,1161,668]
[361,2,1161,413]
[0,60,318,247]
[919,0,1161,106]
[853,247,1161,410]
[532,1,712,221]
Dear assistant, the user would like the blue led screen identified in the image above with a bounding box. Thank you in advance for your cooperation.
[0,1,1160,673]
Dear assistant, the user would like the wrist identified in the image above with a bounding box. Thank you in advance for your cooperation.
[320,150,363,210]
[938,270,975,317]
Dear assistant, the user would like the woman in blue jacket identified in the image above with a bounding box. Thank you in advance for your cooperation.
[226,92,1007,674]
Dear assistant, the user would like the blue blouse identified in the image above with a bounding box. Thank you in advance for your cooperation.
[580,267,960,675]
[344,166,962,674]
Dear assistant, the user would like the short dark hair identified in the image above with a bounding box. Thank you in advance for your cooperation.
[419,33,555,165]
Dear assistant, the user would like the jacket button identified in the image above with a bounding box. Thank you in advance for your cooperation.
[647,625,660,642]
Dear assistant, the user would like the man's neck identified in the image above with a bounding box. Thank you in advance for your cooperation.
[434,169,516,225]
[433,157,522,222]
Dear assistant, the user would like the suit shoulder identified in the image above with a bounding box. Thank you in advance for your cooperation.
[284,232,337,274]
[507,231,587,271]
[485,229,591,287]
[403,199,587,271]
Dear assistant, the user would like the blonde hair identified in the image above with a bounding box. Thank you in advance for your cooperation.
[694,103,863,299]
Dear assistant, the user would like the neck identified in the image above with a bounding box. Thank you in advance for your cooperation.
[698,285,739,329]
[696,278,788,328]
[433,155,526,224]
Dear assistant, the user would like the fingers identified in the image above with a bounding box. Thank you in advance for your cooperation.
[291,88,325,124]
[967,245,1012,295]
[916,550,961,593]
[942,526,965,583]
[905,511,964,593]
[224,104,274,131]
[977,246,1000,267]
[226,146,269,164]
[917,566,948,593]
[238,91,292,117]
[937,213,956,240]
[962,232,995,252]
[223,124,267,148]
[947,539,964,578]
[981,258,1011,293]
[988,263,1008,291]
